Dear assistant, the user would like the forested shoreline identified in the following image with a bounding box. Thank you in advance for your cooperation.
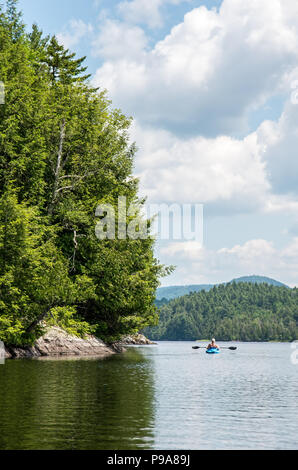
[1,1,297,349]
[145,283,298,342]
[0,1,168,347]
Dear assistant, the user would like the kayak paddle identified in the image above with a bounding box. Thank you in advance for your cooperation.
[192,346,237,350]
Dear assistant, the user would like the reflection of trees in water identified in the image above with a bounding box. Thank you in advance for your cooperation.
[0,349,155,450]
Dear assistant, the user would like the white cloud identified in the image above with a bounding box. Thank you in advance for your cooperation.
[117,0,191,29]
[129,84,298,216]
[87,0,298,284]
[117,0,164,28]
[92,19,148,60]
[90,0,298,216]
[93,0,298,137]
[218,239,275,260]
[257,99,298,197]
[131,121,269,215]
[57,19,93,50]
[160,238,298,286]
[161,240,204,258]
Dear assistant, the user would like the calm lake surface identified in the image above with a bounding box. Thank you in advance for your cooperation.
[0,342,297,450]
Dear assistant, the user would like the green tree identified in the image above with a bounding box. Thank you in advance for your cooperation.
[0,0,170,345]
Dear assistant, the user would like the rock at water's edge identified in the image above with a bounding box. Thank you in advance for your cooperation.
[5,326,115,359]
[117,333,156,346]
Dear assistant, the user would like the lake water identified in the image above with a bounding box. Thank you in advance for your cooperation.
[0,342,297,450]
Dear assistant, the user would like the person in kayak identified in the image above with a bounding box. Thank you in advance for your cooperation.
[207,338,219,350]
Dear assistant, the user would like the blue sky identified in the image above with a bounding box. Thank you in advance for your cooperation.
[19,1,223,74]
[17,0,298,286]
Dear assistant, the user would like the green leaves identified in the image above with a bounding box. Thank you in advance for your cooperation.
[0,2,167,346]
[47,307,94,338]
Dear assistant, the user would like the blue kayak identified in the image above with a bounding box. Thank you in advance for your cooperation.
[206,348,220,354]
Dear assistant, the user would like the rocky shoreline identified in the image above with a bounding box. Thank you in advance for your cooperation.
[116,333,156,346]
[4,327,155,359]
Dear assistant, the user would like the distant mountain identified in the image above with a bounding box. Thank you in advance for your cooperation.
[156,275,289,300]
[146,282,297,342]
[230,276,288,288]
[156,284,213,301]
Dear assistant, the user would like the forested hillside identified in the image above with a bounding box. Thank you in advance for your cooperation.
[145,283,298,341]
[0,1,168,346]
[156,276,288,300]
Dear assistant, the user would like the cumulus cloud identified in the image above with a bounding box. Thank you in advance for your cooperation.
[159,238,298,286]
[88,1,298,218]
[117,0,191,29]
[257,99,298,197]
[87,0,298,284]
[93,0,298,137]
[92,19,148,60]
[90,0,298,216]
[57,19,93,49]
[130,92,298,216]
[131,120,270,215]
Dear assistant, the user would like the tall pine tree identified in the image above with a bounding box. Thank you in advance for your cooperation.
[0,0,170,345]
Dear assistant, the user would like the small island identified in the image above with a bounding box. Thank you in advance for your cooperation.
[0,1,169,355]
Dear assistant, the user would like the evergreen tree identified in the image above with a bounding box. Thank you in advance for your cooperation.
[45,36,91,84]
[4,0,24,40]
[0,0,170,345]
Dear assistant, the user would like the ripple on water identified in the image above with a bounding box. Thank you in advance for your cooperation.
[0,342,297,449]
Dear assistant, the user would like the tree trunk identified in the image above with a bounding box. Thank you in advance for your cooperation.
[48,119,66,215]
[25,309,51,334]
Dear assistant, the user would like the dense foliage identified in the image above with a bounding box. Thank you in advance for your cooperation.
[0,1,169,345]
[145,283,298,341]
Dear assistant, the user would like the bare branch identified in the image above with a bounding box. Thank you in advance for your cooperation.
[56,185,74,194]
[58,175,82,180]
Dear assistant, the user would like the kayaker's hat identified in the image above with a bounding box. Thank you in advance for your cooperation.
[212,338,215,342]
